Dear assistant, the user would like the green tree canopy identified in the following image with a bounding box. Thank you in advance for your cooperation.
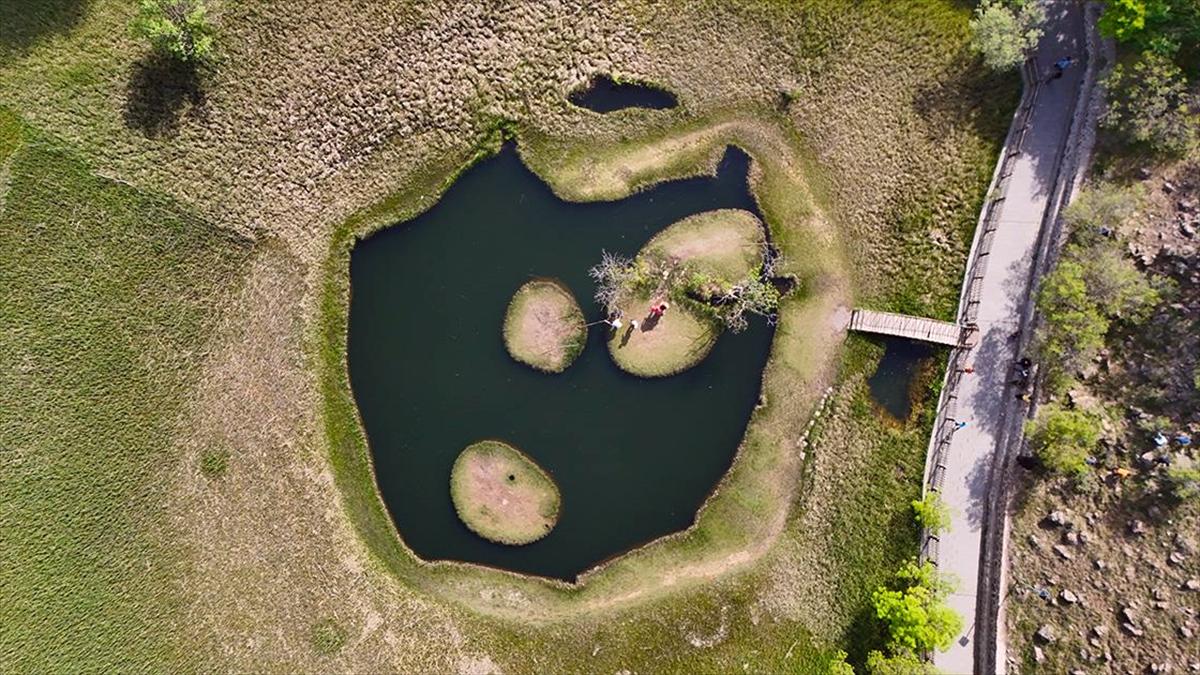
[1035,258,1109,381]
[1025,405,1101,474]
[969,0,1046,70]
[131,0,216,64]
[871,561,962,654]
[1103,51,1199,153]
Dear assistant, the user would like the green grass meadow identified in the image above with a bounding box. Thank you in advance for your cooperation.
[0,107,251,671]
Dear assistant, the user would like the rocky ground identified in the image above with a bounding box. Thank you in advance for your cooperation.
[1007,160,1200,673]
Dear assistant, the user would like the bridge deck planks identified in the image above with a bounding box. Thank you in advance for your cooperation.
[848,309,963,346]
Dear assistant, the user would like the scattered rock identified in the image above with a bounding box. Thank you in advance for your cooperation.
[1123,622,1145,637]
[1130,520,1148,536]
[1034,645,1046,663]
[1053,544,1075,560]
[1122,606,1138,624]
[1045,510,1068,527]
[1094,559,1108,571]
[1180,625,1194,639]
[1028,533,1044,550]
[1169,551,1187,566]
[1064,531,1080,546]
[1035,624,1057,644]
[1184,579,1200,591]
[1060,589,1079,604]
[1092,624,1109,638]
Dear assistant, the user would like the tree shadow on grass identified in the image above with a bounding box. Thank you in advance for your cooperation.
[124,53,207,138]
[911,45,1023,149]
[0,0,89,56]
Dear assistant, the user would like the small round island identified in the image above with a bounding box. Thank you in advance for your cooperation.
[503,278,586,373]
[449,440,561,546]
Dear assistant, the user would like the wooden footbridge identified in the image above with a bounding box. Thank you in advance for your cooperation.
[849,309,968,347]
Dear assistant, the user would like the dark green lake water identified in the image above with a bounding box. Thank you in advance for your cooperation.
[867,337,936,420]
[347,145,774,580]
[568,75,678,112]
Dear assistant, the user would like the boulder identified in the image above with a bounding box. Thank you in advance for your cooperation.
[1060,589,1079,604]
[1035,624,1056,644]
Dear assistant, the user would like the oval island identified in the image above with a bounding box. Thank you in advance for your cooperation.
[449,440,561,546]
[607,208,767,377]
[503,278,586,373]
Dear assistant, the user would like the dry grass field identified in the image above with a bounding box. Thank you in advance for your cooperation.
[0,0,1015,671]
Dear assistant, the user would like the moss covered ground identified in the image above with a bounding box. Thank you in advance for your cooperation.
[1,0,1014,670]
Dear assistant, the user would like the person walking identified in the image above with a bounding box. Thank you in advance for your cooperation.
[1048,55,1074,81]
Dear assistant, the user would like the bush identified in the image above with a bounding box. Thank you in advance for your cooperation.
[969,0,1046,70]
[1165,461,1200,501]
[1025,405,1101,474]
[131,0,216,64]
[1035,258,1109,385]
[826,650,855,675]
[1062,182,1142,237]
[872,560,962,654]
[866,650,937,675]
[1103,51,1199,153]
[1098,0,1200,56]
[911,492,951,534]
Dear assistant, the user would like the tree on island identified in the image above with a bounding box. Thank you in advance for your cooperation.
[132,0,216,64]
[969,0,1046,70]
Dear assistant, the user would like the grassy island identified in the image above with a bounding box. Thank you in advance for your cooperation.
[502,279,586,373]
[604,209,769,377]
[450,440,561,546]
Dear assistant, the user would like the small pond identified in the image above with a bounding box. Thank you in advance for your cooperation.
[867,337,937,421]
[348,144,773,580]
[568,75,678,113]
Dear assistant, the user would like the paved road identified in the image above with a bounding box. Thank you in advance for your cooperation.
[933,2,1085,673]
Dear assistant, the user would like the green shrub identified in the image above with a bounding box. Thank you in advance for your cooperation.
[911,492,950,534]
[871,560,962,654]
[1063,182,1142,237]
[969,0,1046,70]
[131,0,216,64]
[1025,405,1101,475]
[1098,0,1200,55]
[1035,258,1109,386]
[866,649,936,675]
[1103,51,1199,153]
[826,650,855,675]
[1165,461,1200,501]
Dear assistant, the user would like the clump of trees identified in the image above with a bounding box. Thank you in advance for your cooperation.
[1034,184,1160,393]
[911,492,950,534]
[868,560,962,668]
[589,249,779,333]
[1103,52,1199,153]
[1098,0,1200,153]
[1024,404,1102,475]
[969,0,1046,70]
[131,0,216,64]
